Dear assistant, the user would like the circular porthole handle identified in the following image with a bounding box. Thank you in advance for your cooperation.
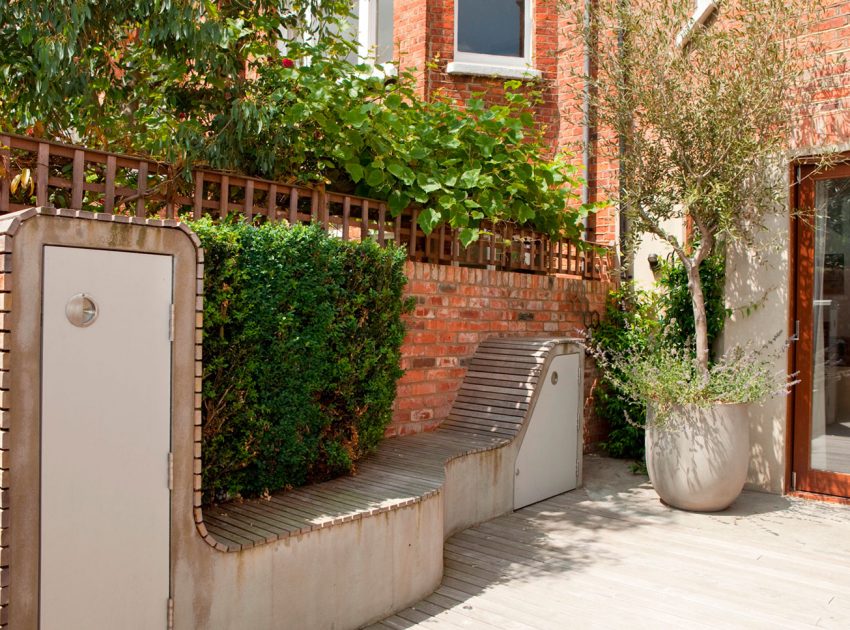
[551,371,559,385]
[66,293,98,327]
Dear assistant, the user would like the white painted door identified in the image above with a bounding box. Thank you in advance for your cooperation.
[514,353,580,509]
[41,246,172,629]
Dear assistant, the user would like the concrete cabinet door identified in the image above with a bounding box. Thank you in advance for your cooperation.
[514,352,580,509]
[40,246,172,629]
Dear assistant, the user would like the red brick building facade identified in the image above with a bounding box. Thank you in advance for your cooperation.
[793,1,850,152]
[375,0,850,472]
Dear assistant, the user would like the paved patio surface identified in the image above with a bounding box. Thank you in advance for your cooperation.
[367,456,850,629]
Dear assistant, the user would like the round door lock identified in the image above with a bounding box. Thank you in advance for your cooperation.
[66,293,98,328]
[551,371,559,385]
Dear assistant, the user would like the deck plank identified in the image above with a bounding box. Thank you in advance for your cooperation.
[369,456,850,629]
[451,401,528,416]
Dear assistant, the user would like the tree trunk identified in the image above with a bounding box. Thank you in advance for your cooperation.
[686,262,711,381]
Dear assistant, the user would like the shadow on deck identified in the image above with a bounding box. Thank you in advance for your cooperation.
[369,456,850,629]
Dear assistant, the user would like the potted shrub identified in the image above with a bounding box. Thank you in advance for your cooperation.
[600,332,785,511]
[569,0,821,509]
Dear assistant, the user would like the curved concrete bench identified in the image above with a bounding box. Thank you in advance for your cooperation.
[180,337,582,629]
[0,208,582,629]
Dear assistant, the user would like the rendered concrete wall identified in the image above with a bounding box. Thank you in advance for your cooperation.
[175,496,445,630]
[1,208,199,628]
[441,445,516,540]
[719,209,791,495]
[630,216,686,291]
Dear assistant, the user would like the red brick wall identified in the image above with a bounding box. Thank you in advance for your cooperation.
[387,261,613,450]
[394,0,429,98]
[423,0,561,147]
[395,0,563,150]
[556,7,620,247]
[793,2,850,151]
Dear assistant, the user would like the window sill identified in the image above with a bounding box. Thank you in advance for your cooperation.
[446,61,542,81]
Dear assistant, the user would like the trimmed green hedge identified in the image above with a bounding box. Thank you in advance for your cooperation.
[192,219,412,503]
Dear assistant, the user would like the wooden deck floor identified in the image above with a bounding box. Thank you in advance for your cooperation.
[368,456,850,629]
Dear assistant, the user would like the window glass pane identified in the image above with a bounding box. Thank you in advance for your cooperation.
[457,0,524,58]
[375,0,394,64]
[811,178,850,475]
[326,3,359,64]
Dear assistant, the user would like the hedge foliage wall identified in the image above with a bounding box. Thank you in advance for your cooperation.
[192,219,412,503]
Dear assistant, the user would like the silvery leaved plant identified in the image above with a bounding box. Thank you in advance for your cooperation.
[591,333,798,428]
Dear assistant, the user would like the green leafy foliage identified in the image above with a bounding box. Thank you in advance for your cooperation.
[0,1,593,241]
[192,219,412,502]
[656,254,731,356]
[603,341,789,428]
[567,0,820,376]
[591,286,659,460]
[592,254,732,457]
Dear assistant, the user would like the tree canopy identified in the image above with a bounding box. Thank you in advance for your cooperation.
[0,0,592,243]
[566,0,820,375]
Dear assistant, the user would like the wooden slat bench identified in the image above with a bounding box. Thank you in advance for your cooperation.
[186,337,582,629]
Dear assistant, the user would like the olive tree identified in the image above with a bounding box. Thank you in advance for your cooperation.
[564,0,820,379]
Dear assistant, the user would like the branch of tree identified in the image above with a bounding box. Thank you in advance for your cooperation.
[632,201,689,264]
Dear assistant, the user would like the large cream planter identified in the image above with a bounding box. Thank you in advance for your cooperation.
[645,404,749,512]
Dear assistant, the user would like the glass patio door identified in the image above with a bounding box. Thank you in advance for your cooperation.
[794,165,850,498]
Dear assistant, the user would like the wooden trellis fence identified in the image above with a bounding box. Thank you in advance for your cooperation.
[0,133,610,278]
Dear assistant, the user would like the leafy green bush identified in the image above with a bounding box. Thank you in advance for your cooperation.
[592,286,659,460]
[592,254,731,459]
[192,219,412,502]
[0,2,594,242]
[656,254,731,357]
[602,342,788,428]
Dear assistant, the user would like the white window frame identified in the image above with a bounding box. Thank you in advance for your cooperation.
[356,0,376,63]
[448,0,541,79]
[356,0,397,74]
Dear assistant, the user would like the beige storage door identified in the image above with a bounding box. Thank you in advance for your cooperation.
[514,353,580,509]
[40,246,172,629]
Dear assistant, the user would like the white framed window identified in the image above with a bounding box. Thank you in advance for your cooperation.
[296,2,394,71]
[356,0,394,66]
[448,0,540,79]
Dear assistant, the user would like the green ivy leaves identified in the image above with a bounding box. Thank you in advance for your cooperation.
[0,1,596,243]
[193,219,412,503]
